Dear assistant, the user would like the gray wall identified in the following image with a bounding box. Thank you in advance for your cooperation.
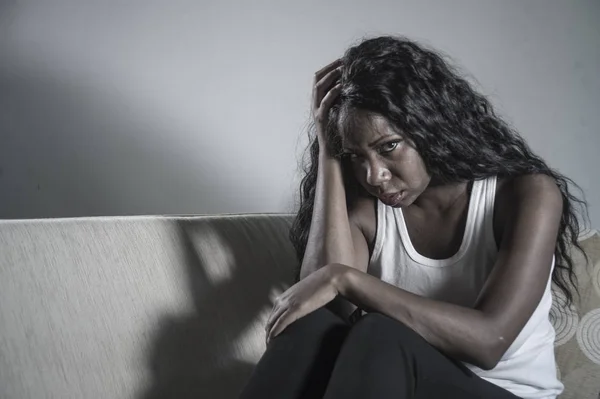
[0,0,598,229]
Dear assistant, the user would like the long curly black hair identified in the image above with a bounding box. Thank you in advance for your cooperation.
[289,35,588,306]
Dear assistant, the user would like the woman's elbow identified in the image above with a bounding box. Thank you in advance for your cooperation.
[477,355,500,371]
[477,335,510,371]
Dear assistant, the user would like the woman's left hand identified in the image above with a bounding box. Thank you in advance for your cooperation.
[265,264,345,345]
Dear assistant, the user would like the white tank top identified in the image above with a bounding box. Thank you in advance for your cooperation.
[367,176,564,399]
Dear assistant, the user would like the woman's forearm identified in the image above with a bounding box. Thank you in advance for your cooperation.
[299,151,355,279]
[299,151,359,320]
[334,264,501,370]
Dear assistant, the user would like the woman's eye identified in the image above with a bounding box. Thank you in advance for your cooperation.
[342,152,358,159]
[379,141,399,153]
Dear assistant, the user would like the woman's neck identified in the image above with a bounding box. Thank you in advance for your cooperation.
[412,180,472,213]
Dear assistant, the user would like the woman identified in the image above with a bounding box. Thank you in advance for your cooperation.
[240,36,587,399]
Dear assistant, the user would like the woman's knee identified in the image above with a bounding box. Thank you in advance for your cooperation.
[276,306,349,339]
[331,313,422,375]
[349,312,422,344]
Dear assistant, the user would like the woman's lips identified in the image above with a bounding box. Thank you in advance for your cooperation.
[379,192,403,206]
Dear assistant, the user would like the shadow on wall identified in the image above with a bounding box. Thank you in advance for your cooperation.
[0,50,234,218]
[139,217,296,398]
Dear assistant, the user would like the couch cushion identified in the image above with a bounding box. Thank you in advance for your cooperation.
[0,214,297,399]
[550,230,600,399]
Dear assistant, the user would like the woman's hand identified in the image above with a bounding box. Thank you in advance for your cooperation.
[265,264,345,345]
[312,59,344,148]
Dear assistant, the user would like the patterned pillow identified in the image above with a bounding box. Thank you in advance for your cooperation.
[550,230,600,399]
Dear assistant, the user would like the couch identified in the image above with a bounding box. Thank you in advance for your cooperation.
[0,214,598,398]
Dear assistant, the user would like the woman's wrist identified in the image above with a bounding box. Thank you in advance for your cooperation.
[318,146,339,162]
[326,263,354,295]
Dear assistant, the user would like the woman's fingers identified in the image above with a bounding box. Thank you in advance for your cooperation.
[311,59,344,147]
[266,308,294,345]
[314,58,342,82]
[317,83,343,122]
[312,66,343,117]
[312,59,342,110]
[265,303,288,338]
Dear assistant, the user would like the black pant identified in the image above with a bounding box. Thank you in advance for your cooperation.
[239,306,520,398]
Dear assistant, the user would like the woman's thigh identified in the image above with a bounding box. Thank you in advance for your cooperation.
[323,312,520,399]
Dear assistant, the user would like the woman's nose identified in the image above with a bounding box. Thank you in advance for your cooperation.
[365,162,391,187]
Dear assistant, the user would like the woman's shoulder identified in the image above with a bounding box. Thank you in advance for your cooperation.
[495,174,561,209]
[493,174,562,244]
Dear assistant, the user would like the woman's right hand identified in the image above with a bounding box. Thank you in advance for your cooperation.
[312,59,343,148]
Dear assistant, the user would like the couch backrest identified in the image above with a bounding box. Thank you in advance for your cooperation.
[0,214,297,399]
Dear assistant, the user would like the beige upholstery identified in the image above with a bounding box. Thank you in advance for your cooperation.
[551,230,600,399]
[0,215,597,398]
[0,215,297,398]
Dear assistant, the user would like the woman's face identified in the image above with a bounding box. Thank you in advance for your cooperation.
[341,112,431,207]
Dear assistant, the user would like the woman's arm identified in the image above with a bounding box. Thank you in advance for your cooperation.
[301,150,371,320]
[300,153,357,278]
[299,61,370,320]
[332,174,563,370]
